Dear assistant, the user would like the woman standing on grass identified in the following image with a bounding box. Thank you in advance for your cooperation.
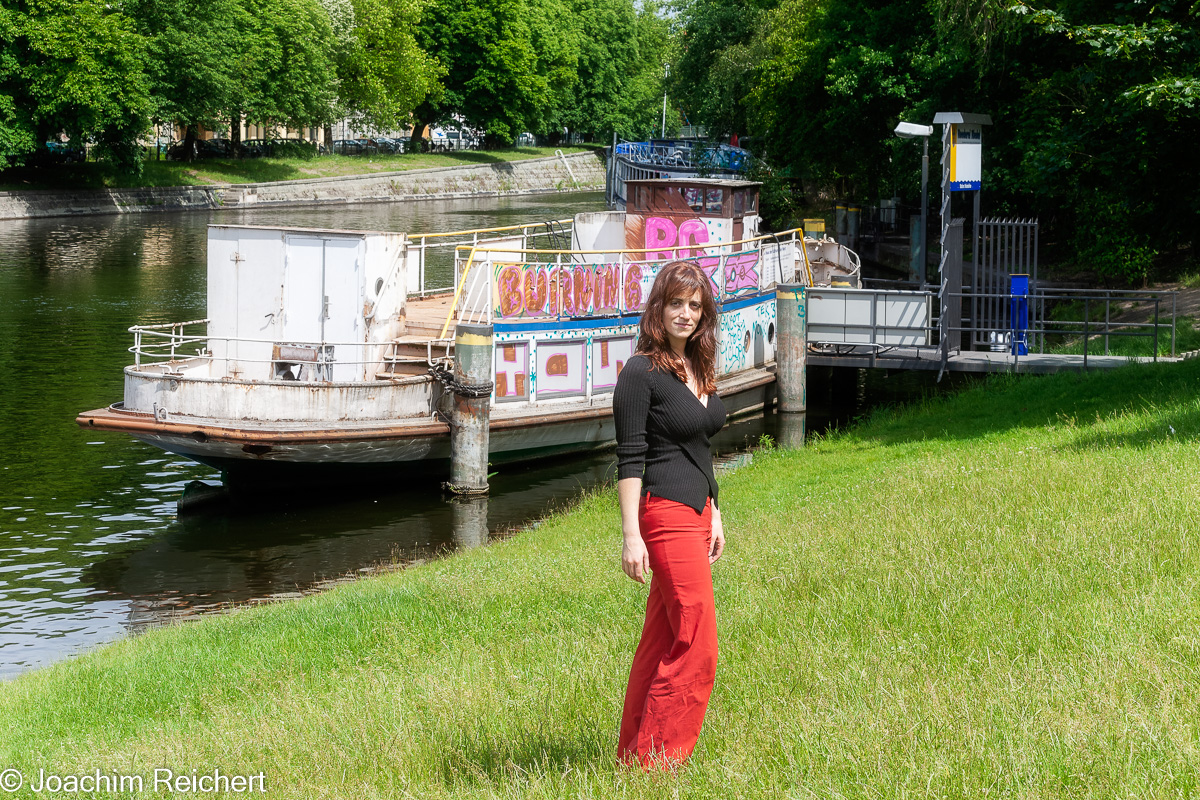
[613,259,727,768]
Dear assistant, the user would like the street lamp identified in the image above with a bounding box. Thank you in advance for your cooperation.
[894,121,934,285]
[661,64,670,139]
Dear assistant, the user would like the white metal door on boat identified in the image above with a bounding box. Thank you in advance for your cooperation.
[322,238,365,381]
[230,229,285,379]
[282,236,365,382]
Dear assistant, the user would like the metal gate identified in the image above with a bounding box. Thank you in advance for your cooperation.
[973,218,1039,348]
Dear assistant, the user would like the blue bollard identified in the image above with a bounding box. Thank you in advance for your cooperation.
[1010,274,1029,356]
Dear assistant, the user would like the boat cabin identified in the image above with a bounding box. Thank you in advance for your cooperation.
[625,178,760,222]
[573,178,763,264]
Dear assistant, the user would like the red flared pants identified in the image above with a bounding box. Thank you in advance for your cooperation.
[618,494,718,767]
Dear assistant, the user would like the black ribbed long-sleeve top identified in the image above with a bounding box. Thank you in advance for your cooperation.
[613,354,728,513]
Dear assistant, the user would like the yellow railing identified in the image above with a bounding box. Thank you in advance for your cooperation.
[414,218,573,240]
[438,227,808,337]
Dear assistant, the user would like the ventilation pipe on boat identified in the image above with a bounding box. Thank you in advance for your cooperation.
[775,284,807,449]
[445,323,494,495]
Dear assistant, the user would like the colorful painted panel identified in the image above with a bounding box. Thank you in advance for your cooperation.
[621,262,660,313]
[494,263,631,319]
[536,339,586,397]
[717,299,777,375]
[591,263,621,314]
[494,340,529,401]
[716,249,762,297]
[591,336,635,392]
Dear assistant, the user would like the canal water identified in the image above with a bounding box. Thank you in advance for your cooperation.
[0,191,966,679]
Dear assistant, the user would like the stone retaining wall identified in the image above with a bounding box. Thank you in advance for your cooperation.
[0,151,607,220]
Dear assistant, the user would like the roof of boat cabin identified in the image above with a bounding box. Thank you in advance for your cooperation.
[625,178,761,188]
[208,223,385,236]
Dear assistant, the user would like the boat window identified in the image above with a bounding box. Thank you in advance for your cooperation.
[733,190,745,217]
[683,187,704,212]
[705,188,724,214]
[746,190,758,213]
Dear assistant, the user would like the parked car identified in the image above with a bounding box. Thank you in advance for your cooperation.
[167,138,234,160]
[352,138,381,155]
[333,139,364,156]
[430,128,478,152]
[42,141,87,164]
[372,137,404,154]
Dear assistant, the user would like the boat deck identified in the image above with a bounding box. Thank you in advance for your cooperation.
[405,293,458,337]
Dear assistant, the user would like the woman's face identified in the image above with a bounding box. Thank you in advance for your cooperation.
[662,287,704,353]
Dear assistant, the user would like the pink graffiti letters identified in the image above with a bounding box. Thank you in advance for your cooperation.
[642,216,712,261]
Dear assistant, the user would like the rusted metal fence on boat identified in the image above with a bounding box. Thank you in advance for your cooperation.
[441,227,806,337]
[408,219,575,297]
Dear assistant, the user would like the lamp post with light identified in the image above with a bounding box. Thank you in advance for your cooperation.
[661,64,670,139]
[894,121,934,285]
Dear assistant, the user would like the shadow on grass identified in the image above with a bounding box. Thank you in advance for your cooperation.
[0,163,114,191]
[844,358,1200,449]
[439,728,606,786]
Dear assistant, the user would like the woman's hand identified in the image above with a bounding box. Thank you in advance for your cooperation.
[618,477,648,583]
[622,532,651,584]
[709,508,726,565]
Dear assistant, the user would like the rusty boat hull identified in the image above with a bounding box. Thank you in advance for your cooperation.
[77,366,776,481]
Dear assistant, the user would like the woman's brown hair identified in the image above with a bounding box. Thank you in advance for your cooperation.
[636,260,719,395]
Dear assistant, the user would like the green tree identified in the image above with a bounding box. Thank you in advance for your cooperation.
[411,0,576,147]
[1,0,151,168]
[330,0,442,134]
[128,0,337,158]
[1002,0,1200,281]
[548,0,672,140]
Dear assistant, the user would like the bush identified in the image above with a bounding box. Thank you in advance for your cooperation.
[268,139,317,160]
[1073,198,1158,285]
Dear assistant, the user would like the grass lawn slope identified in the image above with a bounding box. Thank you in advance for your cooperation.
[3,361,1200,798]
[0,147,598,191]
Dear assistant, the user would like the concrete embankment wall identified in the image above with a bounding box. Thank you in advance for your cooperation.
[0,151,607,221]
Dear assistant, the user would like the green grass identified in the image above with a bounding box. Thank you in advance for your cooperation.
[5,361,1200,797]
[0,147,597,191]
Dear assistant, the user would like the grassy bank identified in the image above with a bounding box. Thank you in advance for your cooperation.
[0,147,597,191]
[4,361,1200,797]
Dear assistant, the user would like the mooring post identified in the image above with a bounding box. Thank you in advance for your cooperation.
[446,322,493,495]
[776,283,807,448]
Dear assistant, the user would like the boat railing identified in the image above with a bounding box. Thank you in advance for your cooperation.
[130,321,420,379]
[407,219,575,297]
[616,142,696,168]
[440,228,807,337]
[129,319,211,368]
[614,140,754,173]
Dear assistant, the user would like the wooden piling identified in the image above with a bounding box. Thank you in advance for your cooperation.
[776,284,807,448]
[446,323,493,495]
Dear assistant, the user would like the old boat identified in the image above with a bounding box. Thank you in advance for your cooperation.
[77,179,813,482]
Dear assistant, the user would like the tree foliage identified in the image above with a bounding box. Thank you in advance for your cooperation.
[0,0,151,168]
[329,0,442,132]
[0,0,671,177]
[670,0,1200,281]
